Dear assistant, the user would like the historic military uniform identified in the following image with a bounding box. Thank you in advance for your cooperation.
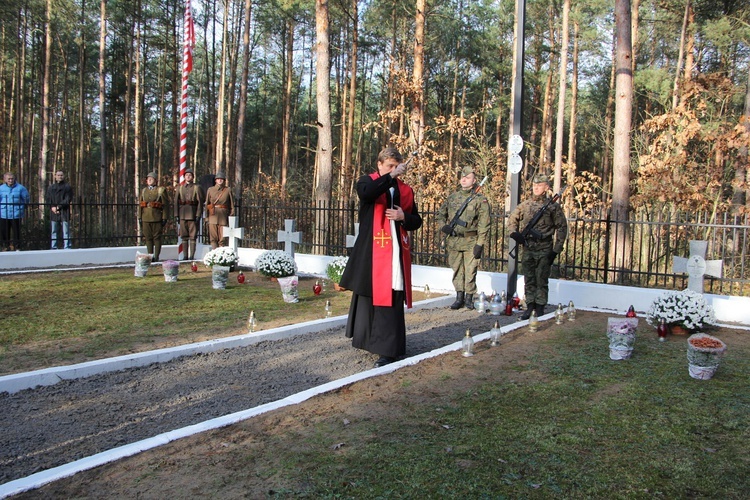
[438,165,491,309]
[138,171,169,261]
[175,168,205,259]
[205,171,235,249]
[507,174,567,318]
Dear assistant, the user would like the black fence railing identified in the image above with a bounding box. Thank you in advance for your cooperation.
[7,200,749,296]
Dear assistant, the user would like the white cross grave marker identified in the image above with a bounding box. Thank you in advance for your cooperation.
[672,240,723,293]
[222,216,245,254]
[346,223,360,249]
[277,219,302,257]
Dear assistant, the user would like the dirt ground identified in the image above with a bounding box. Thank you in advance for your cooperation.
[12,311,748,499]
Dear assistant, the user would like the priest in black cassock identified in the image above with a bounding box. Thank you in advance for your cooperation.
[340,147,423,368]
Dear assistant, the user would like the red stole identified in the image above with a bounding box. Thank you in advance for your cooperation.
[369,172,414,308]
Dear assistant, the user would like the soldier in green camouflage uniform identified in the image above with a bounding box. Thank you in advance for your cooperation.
[438,165,491,309]
[507,174,567,319]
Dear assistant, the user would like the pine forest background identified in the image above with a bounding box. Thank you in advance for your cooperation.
[1,0,749,221]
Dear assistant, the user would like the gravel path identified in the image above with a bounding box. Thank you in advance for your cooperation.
[0,306,526,484]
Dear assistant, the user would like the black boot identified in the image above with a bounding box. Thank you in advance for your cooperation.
[465,293,475,310]
[450,292,465,310]
[521,302,536,320]
[535,304,546,317]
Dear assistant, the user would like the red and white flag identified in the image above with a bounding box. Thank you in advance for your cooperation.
[178,0,195,259]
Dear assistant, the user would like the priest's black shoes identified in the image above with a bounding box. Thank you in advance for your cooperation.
[374,356,396,368]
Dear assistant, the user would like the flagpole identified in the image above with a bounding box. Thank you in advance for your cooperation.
[178,0,195,259]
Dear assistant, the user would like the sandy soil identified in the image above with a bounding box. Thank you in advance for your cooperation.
[6,307,748,499]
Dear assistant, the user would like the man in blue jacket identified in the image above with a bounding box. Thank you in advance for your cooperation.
[0,172,30,251]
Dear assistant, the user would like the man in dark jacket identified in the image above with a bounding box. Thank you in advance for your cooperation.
[339,147,422,368]
[46,170,74,249]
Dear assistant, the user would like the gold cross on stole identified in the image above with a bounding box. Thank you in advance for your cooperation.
[374,229,391,248]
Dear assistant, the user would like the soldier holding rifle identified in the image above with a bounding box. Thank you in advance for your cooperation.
[507,173,568,319]
[438,165,491,310]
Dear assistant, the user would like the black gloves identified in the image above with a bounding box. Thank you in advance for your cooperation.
[441,224,455,236]
[473,245,483,259]
[547,250,558,263]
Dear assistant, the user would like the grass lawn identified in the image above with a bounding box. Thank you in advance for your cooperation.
[0,265,357,374]
[3,266,749,497]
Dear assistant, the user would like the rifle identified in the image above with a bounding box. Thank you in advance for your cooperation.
[509,186,566,259]
[441,175,489,237]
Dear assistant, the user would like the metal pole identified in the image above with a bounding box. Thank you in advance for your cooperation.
[506,0,526,302]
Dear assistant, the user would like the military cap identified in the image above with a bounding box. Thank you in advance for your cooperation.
[215,171,226,180]
[146,171,157,179]
[460,166,476,177]
[532,173,550,184]
[183,168,194,175]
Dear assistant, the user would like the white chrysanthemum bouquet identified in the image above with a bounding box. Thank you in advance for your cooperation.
[203,247,238,267]
[326,256,349,283]
[255,250,297,278]
[646,289,717,331]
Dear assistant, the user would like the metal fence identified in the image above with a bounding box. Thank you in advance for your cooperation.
[8,200,750,296]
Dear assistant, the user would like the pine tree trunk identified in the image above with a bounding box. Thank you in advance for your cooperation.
[39,0,52,210]
[410,0,425,148]
[98,0,107,216]
[566,20,579,213]
[314,0,333,253]
[610,0,633,283]
[553,0,570,194]
[235,0,253,198]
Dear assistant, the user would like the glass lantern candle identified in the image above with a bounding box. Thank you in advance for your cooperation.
[474,292,488,313]
[489,293,504,315]
[657,317,668,342]
[528,310,539,332]
[248,311,257,333]
[490,321,502,346]
[555,303,565,324]
[566,301,577,321]
[325,300,332,318]
[462,329,475,357]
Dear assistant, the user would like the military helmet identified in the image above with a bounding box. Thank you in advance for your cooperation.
[183,168,194,175]
[460,165,476,177]
[215,171,226,180]
[146,171,157,179]
[532,173,550,184]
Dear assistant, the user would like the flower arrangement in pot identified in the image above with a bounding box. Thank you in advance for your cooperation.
[606,317,638,360]
[686,333,727,380]
[203,247,239,268]
[326,256,349,291]
[646,289,717,334]
[255,250,299,303]
[255,249,297,279]
[203,247,238,289]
